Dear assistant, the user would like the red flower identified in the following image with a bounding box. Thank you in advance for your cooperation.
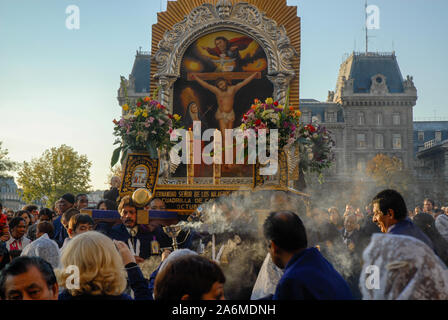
[274,101,279,106]
[255,119,262,126]
[137,102,142,107]
[306,124,316,133]
[168,114,173,119]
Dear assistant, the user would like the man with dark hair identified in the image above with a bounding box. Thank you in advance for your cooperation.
[0,256,58,300]
[103,176,120,204]
[21,222,60,268]
[154,255,225,300]
[36,221,55,239]
[75,194,89,210]
[60,214,93,253]
[22,204,39,224]
[372,189,434,249]
[97,199,118,211]
[68,214,94,237]
[6,217,31,253]
[108,196,159,263]
[414,200,436,235]
[423,198,435,214]
[148,198,166,211]
[263,211,353,300]
[53,193,75,247]
[27,208,54,241]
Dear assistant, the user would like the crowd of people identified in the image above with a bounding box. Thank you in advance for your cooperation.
[0,186,448,300]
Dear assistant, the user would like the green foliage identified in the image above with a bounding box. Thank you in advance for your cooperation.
[0,141,17,179]
[17,145,92,206]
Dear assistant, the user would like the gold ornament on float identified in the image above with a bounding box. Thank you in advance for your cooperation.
[132,188,152,207]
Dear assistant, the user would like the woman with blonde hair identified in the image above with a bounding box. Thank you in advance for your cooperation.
[57,231,151,300]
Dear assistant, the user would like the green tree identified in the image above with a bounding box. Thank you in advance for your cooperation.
[366,153,413,194]
[0,141,17,178]
[17,145,92,206]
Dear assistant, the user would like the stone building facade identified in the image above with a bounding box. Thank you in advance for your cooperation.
[414,122,448,205]
[0,178,27,211]
[300,52,418,206]
[117,50,151,107]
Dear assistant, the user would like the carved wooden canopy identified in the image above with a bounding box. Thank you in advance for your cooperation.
[150,0,301,109]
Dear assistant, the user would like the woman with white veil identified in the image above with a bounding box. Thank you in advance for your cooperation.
[360,233,448,300]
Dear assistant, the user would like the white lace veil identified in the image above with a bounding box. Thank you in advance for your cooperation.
[360,233,448,300]
[20,234,61,269]
[251,253,283,300]
[436,214,448,243]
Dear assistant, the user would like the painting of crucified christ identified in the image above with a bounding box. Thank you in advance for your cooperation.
[192,72,257,134]
[172,30,273,177]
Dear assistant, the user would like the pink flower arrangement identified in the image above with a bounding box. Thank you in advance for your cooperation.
[111,96,183,166]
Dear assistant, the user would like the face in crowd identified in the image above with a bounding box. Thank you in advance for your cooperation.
[344,215,358,233]
[76,195,89,210]
[121,205,137,228]
[1,258,58,300]
[372,202,395,233]
[423,200,433,213]
[20,212,31,227]
[39,214,51,223]
[74,223,93,236]
[12,220,26,239]
[57,198,73,214]
[150,199,166,211]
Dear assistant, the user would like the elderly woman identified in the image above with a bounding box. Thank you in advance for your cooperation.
[360,233,448,300]
[57,231,151,300]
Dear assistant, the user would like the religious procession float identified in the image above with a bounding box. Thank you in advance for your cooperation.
[83,0,334,273]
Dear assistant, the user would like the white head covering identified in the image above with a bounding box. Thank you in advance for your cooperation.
[21,233,61,269]
[251,253,283,300]
[159,248,198,273]
[20,233,60,269]
[360,233,448,300]
[435,214,448,243]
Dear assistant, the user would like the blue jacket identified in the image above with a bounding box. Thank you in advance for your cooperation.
[52,216,68,248]
[388,218,434,250]
[273,248,353,300]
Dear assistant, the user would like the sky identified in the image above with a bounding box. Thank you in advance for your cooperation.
[0,0,447,190]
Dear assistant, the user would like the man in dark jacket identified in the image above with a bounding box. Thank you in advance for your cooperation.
[108,196,159,262]
[372,190,434,250]
[263,211,353,300]
[52,193,75,247]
